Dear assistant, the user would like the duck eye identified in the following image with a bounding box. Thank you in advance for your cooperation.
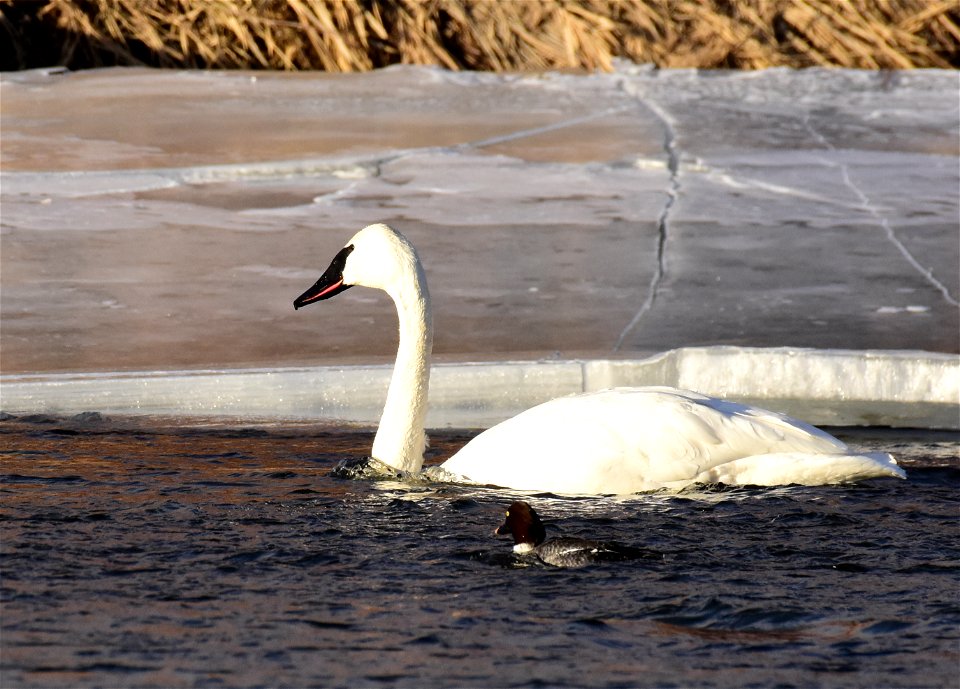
[504,511,510,517]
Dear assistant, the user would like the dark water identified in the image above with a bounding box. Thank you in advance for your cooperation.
[1,413,958,689]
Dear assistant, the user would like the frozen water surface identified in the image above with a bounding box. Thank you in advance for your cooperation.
[1,65,957,426]
[0,67,960,425]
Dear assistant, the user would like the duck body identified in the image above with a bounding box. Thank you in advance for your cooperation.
[516,536,634,568]
[496,501,648,568]
[294,223,905,495]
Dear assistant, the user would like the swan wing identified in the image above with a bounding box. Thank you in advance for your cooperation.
[441,387,854,494]
[688,451,905,486]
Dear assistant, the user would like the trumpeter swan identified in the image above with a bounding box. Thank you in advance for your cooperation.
[294,223,904,494]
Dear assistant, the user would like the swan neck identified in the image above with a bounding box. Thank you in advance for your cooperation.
[371,266,432,474]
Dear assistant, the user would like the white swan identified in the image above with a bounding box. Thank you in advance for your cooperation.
[294,223,905,494]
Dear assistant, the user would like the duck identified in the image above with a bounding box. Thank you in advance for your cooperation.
[293,223,905,494]
[495,501,649,568]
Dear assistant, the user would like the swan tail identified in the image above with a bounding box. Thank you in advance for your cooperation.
[694,451,905,486]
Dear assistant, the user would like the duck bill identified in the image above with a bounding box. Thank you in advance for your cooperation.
[293,246,355,309]
[494,521,510,536]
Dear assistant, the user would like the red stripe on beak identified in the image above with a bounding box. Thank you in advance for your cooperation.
[300,278,344,306]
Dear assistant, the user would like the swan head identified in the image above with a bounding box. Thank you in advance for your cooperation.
[294,223,421,308]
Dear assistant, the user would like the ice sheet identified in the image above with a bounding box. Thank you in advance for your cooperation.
[1,66,957,425]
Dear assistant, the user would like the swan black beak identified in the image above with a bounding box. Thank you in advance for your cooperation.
[293,245,355,309]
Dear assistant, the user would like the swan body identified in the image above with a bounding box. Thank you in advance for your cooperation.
[294,223,905,494]
[442,387,903,493]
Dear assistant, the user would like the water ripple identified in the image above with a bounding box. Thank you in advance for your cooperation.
[0,417,957,688]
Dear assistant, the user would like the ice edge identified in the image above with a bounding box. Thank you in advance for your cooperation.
[2,347,957,430]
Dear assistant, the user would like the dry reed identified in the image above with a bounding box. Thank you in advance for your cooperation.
[2,0,957,71]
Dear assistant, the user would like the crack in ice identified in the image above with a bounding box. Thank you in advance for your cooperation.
[614,96,677,351]
[461,105,635,150]
[803,115,959,307]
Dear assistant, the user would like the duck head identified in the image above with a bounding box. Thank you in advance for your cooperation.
[496,501,547,550]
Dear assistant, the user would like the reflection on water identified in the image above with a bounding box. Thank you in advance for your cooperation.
[1,414,958,688]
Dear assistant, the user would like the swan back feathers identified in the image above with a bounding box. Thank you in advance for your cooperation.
[441,387,888,494]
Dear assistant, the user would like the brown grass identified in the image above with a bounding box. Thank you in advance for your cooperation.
[2,0,958,72]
